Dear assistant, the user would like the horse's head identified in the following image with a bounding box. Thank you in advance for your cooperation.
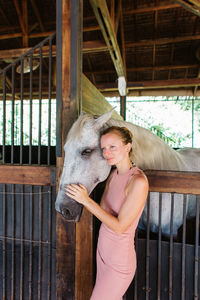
[55,110,114,221]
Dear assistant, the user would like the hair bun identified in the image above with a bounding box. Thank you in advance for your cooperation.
[120,127,133,141]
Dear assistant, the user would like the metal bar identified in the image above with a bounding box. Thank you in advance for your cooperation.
[2,184,6,300]
[146,193,150,300]
[169,193,174,300]
[28,185,33,300]
[20,185,24,300]
[194,196,199,299]
[47,187,52,300]
[38,46,42,165]
[48,38,53,166]
[11,65,15,164]
[20,59,24,165]
[157,193,162,300]
[181,194,187,300]
[2,71,6,164]
[11,184,15,300]
[38,186,43,299]
[56,2,63,158]
[29,53,33,165]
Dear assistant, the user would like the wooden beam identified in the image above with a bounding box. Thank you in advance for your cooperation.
[13,0,27,36]
[127,78,200,89]
[84,3,180,21]
[110,0,115,29]
[0,45,56,59]
[114,0,121,34]
[30,0,46,32]
[145,170,200,195]
[96,77,200,92]
[56,1,85,300]
[152,10,158,80]
[102,88,200,97]
[0,30,55,40]
[120,0,126,79]
[174,0,200,17]
[0,165,55,185]
[84,64,199,75]
[120,95,126,119]
[126,34,200,47]
[56,1,76,299]
[123,3,180,15]
[90,0,125,77]
[22,0,28,47]
[1,32,200,52]
[83,40,109,53]
[83,25,100,32]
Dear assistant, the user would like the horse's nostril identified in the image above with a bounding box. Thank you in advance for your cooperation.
[61,207,72,219]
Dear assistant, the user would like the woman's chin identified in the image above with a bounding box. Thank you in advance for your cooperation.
[107,160,115,165]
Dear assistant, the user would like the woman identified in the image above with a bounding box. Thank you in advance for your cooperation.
[65,126,149,300]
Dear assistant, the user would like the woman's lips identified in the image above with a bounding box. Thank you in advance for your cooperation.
[106,158,113,162]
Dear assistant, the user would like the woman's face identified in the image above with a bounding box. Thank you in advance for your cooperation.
[100,132,130,166]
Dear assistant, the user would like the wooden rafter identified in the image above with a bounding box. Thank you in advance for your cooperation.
[174,0,200,17]
[90,0,125,77]
[22,0,28,47]
[126,34,200,47]
[110,0,115,29]
[123,3,180,15]
[84,64,199,75]
[13,0,27,35]
[84,3,180,21]
[96,78,200,92]
[152,10,158,80]
[119,0,126,79]
[30,0,45,32]
[115,0,121,34]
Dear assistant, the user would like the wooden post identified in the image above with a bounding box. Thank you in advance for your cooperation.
[120,95,126,120]
[56,0,83,299]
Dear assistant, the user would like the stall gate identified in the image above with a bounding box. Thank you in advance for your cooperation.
[125,171,200,300]
[0,34,57,300]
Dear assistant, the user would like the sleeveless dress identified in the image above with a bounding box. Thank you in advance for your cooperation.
[90,166,145,300]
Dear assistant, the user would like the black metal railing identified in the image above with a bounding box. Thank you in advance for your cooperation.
[0,33,56,165]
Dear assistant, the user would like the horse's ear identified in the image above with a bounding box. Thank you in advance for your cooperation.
[94,108,115,129]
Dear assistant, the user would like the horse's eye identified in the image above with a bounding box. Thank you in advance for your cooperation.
[81,148,93,156]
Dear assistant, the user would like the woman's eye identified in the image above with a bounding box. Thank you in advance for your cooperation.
[110,146,115,149]
[81,148,93,156]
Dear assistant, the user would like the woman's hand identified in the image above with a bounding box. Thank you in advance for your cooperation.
[65,184,90,205]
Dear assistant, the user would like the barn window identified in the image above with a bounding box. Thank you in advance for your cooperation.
[107,96,200,148]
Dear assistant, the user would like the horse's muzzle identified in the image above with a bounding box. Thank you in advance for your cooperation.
[60,204,83,222]
[55,196,83,222]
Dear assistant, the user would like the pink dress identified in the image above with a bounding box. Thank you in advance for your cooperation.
[90,167,145,300]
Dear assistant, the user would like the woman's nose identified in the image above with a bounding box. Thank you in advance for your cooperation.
[103,149,110,157]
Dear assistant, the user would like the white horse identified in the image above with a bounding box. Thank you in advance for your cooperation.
[55,110,200,236]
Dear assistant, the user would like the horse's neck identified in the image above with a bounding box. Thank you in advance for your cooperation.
[107,118,185,171]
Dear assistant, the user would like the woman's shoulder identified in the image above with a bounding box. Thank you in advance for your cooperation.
[128,167,149,189]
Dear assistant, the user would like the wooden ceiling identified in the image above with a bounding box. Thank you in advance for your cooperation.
[1,0,200,96]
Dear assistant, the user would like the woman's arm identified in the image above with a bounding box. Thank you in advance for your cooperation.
[65,174,148,234]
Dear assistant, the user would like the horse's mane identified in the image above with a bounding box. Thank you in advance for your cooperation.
[105,118,187,171]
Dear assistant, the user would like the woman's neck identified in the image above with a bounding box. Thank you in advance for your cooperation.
[116,159,133,175]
